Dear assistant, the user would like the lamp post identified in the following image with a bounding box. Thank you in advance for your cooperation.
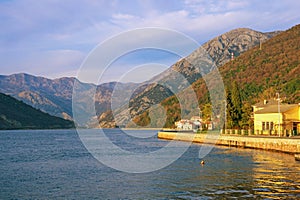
[224,100,227,130]
[276,93,281,137]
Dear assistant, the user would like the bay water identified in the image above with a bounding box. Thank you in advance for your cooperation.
[0,129,299,199]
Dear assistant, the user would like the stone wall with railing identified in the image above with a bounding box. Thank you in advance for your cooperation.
[158,131,300,154]
[221,129,298,137]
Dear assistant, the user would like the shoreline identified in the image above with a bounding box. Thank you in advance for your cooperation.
[158,131,300,156]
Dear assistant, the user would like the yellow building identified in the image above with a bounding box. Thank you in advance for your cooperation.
[253,100,300,136]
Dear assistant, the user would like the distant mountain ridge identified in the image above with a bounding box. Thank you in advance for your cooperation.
[0,27,282,128]
[0,73,79,120]
[0,93,74,129]
[0,73,139,127]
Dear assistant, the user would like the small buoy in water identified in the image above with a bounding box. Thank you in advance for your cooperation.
[200,160,205,165]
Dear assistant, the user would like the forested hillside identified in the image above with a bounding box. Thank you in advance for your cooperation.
[220,24,300,103]
[134,24,300,128]
[0,93,74,129]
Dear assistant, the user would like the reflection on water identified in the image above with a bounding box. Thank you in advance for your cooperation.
[163,144,300,199]
[251,151,300,199]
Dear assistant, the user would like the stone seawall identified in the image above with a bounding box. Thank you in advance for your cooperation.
[158,131,300,154]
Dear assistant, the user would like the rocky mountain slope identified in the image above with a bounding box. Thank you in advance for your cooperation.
[104,28,280,127]
[203,28,280,67]
[0,93,74,129]
[0,74,77,120]
[135,24,300,128]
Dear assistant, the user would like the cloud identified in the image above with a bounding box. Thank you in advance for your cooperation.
[0,0,299,83]
[183,0,249,14]
[0,49,85,78]
[128,0,300,42]
[112,13,137,20]
[106,8,256,44]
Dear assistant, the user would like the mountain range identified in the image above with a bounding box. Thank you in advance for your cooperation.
[97,28,281,127]
[0,26,292,129]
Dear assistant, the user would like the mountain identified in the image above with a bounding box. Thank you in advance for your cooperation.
[218,25,300,103]
[0,73,139,127]
[138,24,300,128]
[101,28,280,127]
[0,93,74,129]
[203,28,280,68]
[167,28,280,84]
[0,73,77,120]
[0,27,282,128]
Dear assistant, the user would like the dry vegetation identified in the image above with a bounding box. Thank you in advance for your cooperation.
[133,24,300,128]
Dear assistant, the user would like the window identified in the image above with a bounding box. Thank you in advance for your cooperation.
[262,121,274,130]
[270,122,274,130]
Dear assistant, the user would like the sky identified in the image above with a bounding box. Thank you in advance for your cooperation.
[0,0,299,83]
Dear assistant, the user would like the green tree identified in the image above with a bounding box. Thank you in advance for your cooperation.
[230,81,243,128]
[202,103,212,121]
[240,102,253,129]
[225,81,244,129]
[231,81,242,119]
[225,88,234,129]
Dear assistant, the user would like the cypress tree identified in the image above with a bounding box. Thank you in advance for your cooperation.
[240,102,253,129]
[230,81,242,128]
[225,87,234,128]
[225,81,244,129]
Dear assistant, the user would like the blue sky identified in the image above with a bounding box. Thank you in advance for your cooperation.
[0,0,299,83]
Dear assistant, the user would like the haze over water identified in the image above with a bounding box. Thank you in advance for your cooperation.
[0,129,299,199]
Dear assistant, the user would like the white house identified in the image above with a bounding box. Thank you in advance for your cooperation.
[175,119,193,130]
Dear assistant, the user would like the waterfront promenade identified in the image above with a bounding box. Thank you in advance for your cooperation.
[158,131,300,154]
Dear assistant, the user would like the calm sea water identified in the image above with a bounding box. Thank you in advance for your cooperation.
[0,129,299,199]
